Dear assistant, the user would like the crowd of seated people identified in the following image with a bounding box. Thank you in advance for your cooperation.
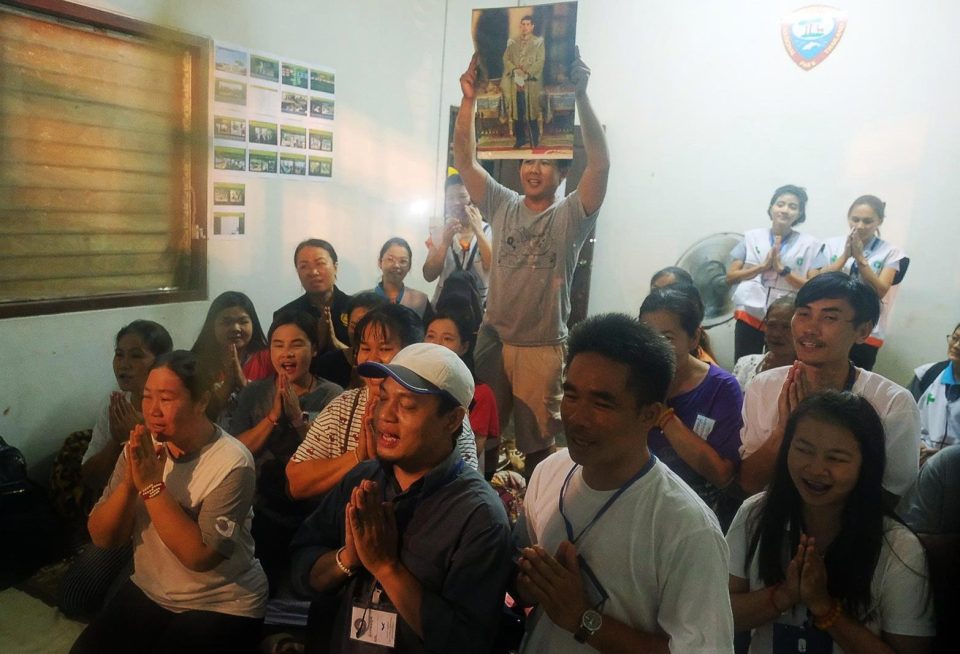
[59,49,957,654]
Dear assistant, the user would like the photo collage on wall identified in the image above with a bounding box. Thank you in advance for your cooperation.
[211,43,336,237]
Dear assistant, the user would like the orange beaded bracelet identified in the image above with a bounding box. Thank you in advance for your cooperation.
[813,599,843,630]
[656,408,676,431]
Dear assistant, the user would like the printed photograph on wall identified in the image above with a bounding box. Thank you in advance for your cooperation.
[308,156,333,178]
[310,69,335,93]
[280,125,307,149]
[214,146,247,171]
[215,46,248,76]
[309,129,333,152]
[281,91,308,116]
[249,149,278,173]
[214,116,247,142]
[310,98,335,120]
[279,152,306,176]
[213,182,246,206]
[215,78,247,105]
[282,62,309,88]
[249,120,278,146]
[471,1,578,159]
[214,211,245,236]
[251,54,280,82]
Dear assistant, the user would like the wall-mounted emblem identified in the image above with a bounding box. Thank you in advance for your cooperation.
[781,5,847,71]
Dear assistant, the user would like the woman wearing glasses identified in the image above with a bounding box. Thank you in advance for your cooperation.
[367,237,432,319]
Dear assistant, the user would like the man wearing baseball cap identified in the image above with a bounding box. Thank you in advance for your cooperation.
[290,343,512,653]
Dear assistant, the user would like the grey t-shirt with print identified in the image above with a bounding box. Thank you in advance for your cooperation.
[96,427,268,618]
[479,175,598,345]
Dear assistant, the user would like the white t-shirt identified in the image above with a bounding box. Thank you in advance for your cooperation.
[732,354,766,391]
[727,493,935,653]
[519,449,734,654]
[739,366,920,497]
[82,390,130,465]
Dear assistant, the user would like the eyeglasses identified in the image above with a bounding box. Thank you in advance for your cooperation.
[382,256,410,267]
[948,333,960,345]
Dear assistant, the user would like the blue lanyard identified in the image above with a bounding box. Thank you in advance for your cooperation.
[375,281,405,305]
[558,455,657,545]
[849,237,880,277]
[768,230,795,255]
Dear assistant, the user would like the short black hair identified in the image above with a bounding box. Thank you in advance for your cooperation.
[294,238,338,266]
[348,291,387,315]
[353,304,424,358]
[566,313,676,408]
[268,309,320,352]
[116,320,173,358]
[796,272,881,328]
[768,184,808,225]
[152,350,214,403]
[638,286,704,339]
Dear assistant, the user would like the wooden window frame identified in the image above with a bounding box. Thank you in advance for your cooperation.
[0,0,208,319]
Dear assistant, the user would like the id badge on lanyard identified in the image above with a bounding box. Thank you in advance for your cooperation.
[772,620,833,653]
[350,582,398,648]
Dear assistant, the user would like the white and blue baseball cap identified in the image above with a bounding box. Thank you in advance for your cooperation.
[357,343,474,409]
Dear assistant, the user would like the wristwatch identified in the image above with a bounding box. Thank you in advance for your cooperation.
[573,608,602,643]
[778,265,792,277]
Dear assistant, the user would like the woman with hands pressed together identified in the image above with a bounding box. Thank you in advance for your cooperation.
[81,320,173,493]
[70,350,266,654]
[726,391,933,654]
[727,185,821,360]
[229,310,342,588]
[191,291,271,424]
[809,195,908,371]
[62,320,172,619]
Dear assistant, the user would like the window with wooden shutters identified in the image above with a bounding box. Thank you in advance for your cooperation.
[0,0,208,318]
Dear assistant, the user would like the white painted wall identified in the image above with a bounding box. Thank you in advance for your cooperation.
[439,0,960,377]
[0,0,449,475]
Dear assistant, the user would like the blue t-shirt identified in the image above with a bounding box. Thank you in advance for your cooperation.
[648,364,744,507]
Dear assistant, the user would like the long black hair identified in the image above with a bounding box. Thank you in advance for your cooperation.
[190,291,268,378]
[747,391,887,617]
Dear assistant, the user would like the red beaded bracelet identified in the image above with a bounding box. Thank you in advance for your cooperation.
[140,481,165,500]
[657,408,676,430]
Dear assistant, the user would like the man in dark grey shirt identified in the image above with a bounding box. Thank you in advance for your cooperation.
[290,343,512,653]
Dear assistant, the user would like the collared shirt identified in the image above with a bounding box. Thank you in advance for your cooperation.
[290,448,512,654]
[918,363,960,449]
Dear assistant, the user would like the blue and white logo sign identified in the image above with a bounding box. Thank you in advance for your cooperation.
[781,5,848,71]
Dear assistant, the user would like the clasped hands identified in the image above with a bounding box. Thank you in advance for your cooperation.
[517,541,591,634]
[772,534,832,617]
[109,392,142,444]
[124,424,166,493]
[340,479,399,579]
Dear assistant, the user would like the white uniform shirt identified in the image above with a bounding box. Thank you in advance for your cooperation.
[732,228,820,326]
